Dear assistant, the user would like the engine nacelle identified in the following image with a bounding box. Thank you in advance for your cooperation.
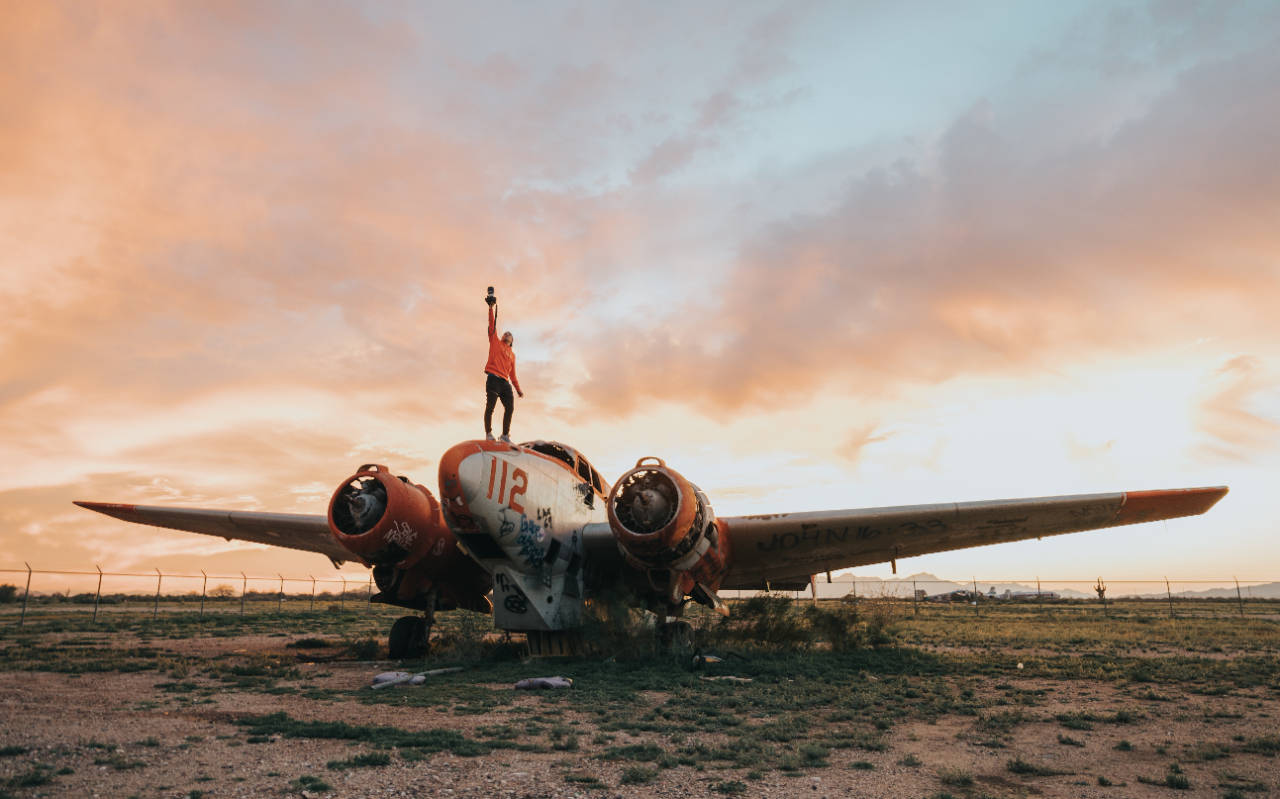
[327,463,443,569]
[607,457,730,607]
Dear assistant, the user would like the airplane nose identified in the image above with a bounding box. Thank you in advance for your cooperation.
[438,440,487,511]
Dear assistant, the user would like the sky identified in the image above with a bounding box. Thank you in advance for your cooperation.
[3,0,1279,592]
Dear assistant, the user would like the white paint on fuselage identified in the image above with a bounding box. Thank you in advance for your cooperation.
[455,446,609,631]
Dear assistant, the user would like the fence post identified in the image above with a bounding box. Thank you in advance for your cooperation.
[367,574,373,609]
[309,576,316,611]
[1164,576,1174,618]
[1234,577,1244,618]
[240,572,247,616]
[277,574,284,613]
[20,563,32,627]
[93,565,104,623]
[153,568,162,620]
[1036,577,1042,613]
[912,580,918,616]
[340,577,347,609]
[971,577,979,614]
[200,570,207,618]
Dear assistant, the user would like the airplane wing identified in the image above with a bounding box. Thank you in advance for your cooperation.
[716,487,1228,590]
[74,501,353,565]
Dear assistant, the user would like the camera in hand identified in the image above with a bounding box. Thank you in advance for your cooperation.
[486,286,496,306]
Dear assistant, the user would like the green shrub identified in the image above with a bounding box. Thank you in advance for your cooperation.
[619,766,658,785]
[346,638,381,660]
[860,597,901,647]
[722,595,809,647]
[327,752,391,770]
[803,604,862,651]
[1007,757,1067,776]
[1165,773,1190,789]
[288,775,331,793]
[1242,735,1280,756]
[938,767,973,787]
[564,772,604,786]
[578,587,657,659]
[284,638,330,649]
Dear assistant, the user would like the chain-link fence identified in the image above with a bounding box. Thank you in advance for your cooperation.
[727,576,1280,619]
[2,566,1276,625]
[0,565,378,625]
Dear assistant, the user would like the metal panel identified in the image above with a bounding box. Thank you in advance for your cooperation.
[719,487,1227,590]
[73,502,350,562]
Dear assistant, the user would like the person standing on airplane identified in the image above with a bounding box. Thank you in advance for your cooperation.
[483,287,523,443]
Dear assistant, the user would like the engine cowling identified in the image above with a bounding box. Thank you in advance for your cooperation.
[607,457,730,607]
[327,463,443,569]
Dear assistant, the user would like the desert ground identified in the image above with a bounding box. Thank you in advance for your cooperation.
[1,598,1277,799]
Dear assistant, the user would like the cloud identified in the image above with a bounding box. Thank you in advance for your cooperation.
[839,423,894,464]
[1195,355,1280,461]
[3,2,1278,579]
[573,34,1280,415]
[1,5,576,413]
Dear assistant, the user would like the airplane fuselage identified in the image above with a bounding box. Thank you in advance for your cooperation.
[438,440,610,631]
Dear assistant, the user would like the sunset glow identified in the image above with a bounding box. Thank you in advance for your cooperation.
[3,1,1278,586]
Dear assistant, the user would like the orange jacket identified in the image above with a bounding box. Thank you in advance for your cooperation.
[484,306,521,393]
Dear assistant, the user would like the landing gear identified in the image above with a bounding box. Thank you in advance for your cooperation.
[526,630,586,657]
[386,587,437,659]
[657,619,694,653]
[388,615,430,659]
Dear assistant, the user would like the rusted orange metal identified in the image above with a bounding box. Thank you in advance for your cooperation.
[1113,487,1229,526]
[327,464,443,569]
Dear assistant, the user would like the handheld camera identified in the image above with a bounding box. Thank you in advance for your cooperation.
[485,286,496,306]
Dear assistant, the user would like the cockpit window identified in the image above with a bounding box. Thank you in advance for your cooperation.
[522,440,607,495]
[526,441,575,470]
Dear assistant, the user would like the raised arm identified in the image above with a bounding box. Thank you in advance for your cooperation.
[488,304,498,340]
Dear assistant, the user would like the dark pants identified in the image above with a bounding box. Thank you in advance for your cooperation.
[484,373,514,436]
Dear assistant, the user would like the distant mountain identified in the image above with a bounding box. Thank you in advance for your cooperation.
[1135,582,1280,600]
[797,572,1091,600]
[728,573,1279,601]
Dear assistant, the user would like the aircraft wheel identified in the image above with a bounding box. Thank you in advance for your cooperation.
[389,615,430,659]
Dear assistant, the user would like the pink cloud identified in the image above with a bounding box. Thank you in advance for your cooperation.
[2,3,1277,579]
[1195,356,1280,462]
[573,39,1280,415]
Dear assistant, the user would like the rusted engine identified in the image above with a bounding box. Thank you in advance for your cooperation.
[327,464,489,612]
[607,457,730,612]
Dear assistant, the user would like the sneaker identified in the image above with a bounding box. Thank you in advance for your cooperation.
[499,434,512,444]
[485,433,495,441]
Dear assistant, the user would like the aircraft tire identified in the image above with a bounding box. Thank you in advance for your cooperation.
[389,615,429,659]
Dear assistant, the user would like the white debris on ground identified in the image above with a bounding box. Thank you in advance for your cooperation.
[513,676,572,689]
[370,667,465,689]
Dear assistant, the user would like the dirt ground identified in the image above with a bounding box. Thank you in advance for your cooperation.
[0,627,1278,798]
